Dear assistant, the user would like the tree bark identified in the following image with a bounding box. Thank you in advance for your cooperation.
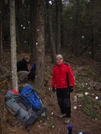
[48,3,56,63]
[56,0,61,54]
[0,0,3,65]
[10,0,18,90]
[35,0,45,89]
[30,0,36,64]
[16,1,21,53]
[73,0,80,57]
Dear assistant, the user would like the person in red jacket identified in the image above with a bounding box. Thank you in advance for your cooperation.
[51,54,74,124]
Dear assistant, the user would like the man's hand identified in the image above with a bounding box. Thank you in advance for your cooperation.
[52,87,56,92]
[69,86,74,92]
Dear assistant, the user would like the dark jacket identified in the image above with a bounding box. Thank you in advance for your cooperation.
[51,61,74,89]
[17,59,29,72]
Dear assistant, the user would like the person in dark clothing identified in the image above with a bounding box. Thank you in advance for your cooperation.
[51,54,75,124]
[17,59,29,72]
[17,55,30,82]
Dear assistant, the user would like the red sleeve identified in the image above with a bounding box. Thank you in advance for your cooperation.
[51,67,56,87]
[67,65,75,86]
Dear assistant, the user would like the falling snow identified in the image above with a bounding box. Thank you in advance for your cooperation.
[49,0,52,5]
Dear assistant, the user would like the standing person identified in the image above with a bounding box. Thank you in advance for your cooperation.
[51,54,74,124]
[17,55,30,82]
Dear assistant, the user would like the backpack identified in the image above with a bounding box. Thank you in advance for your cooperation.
[19,84,42,110]
[5,90,38,126]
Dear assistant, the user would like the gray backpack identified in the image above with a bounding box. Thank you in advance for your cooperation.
[5,90,46,128]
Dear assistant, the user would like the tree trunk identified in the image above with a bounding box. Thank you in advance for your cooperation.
[35,0,45,89]
[5,0,8,4]
[48,3,56,63]
[0,0,3,65]
[45,0,51,53]
[16,23,21,53]
[30,0,36,64]
[10,0,18,90]
[90,1,95,59]
[16,1,21,53]
[73,0,80,57]
[56,0,61,54]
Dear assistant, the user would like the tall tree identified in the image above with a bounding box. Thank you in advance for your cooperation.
[48,1,56,63]
[0,0,3,65]
[16,1,21,53]
[30,0,36,64]
[10,0,18,90]
[73,0,80,56]
[35,0,45,89]
[56,0,61,54]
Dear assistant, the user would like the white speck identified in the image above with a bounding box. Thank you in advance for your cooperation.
[74,106,77,109]
[36,42,38,45]
[51,112,54,115]
[73,95,77,102]
[28,21,30,24]
[95,96,98,100]
[82,35,85,39]
[70,16,73,19]
[37,29,40,31]
[23,27,25,29]
[89,52,91,54]
[85,92,89,95]
[79,105,82,107]
[85,83,88,85]
[21,24,23,27]
[52,125,54,128]
[24,41,26,43]
[49,0,52,5]
[35,76,37,78]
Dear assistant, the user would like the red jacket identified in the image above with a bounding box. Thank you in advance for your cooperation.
[51,62,74,89]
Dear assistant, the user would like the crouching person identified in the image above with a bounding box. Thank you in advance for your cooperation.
[17,55,30,83]
[51,54,75,124]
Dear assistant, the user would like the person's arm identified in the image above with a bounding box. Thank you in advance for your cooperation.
[67,66,74,92]
[22,59,29,71]
[67,65,75,87]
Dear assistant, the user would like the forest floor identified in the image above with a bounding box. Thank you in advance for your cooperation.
[0,49,101,134]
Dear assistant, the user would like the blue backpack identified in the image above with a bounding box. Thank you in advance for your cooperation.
[19,84,42,110]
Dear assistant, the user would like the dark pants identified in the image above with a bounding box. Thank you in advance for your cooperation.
[56,89,71,118]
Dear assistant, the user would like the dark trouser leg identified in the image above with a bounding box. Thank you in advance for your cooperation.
[57,98,65,114]
[56,89,71,117]
[57,90,65,114]
[63,91,71,118]
[64,98,71,117]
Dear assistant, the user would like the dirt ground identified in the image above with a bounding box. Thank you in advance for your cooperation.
[0,51,101,134]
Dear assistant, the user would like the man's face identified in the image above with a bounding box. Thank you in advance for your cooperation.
[25,58,30,63]
[56,58,63,65]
